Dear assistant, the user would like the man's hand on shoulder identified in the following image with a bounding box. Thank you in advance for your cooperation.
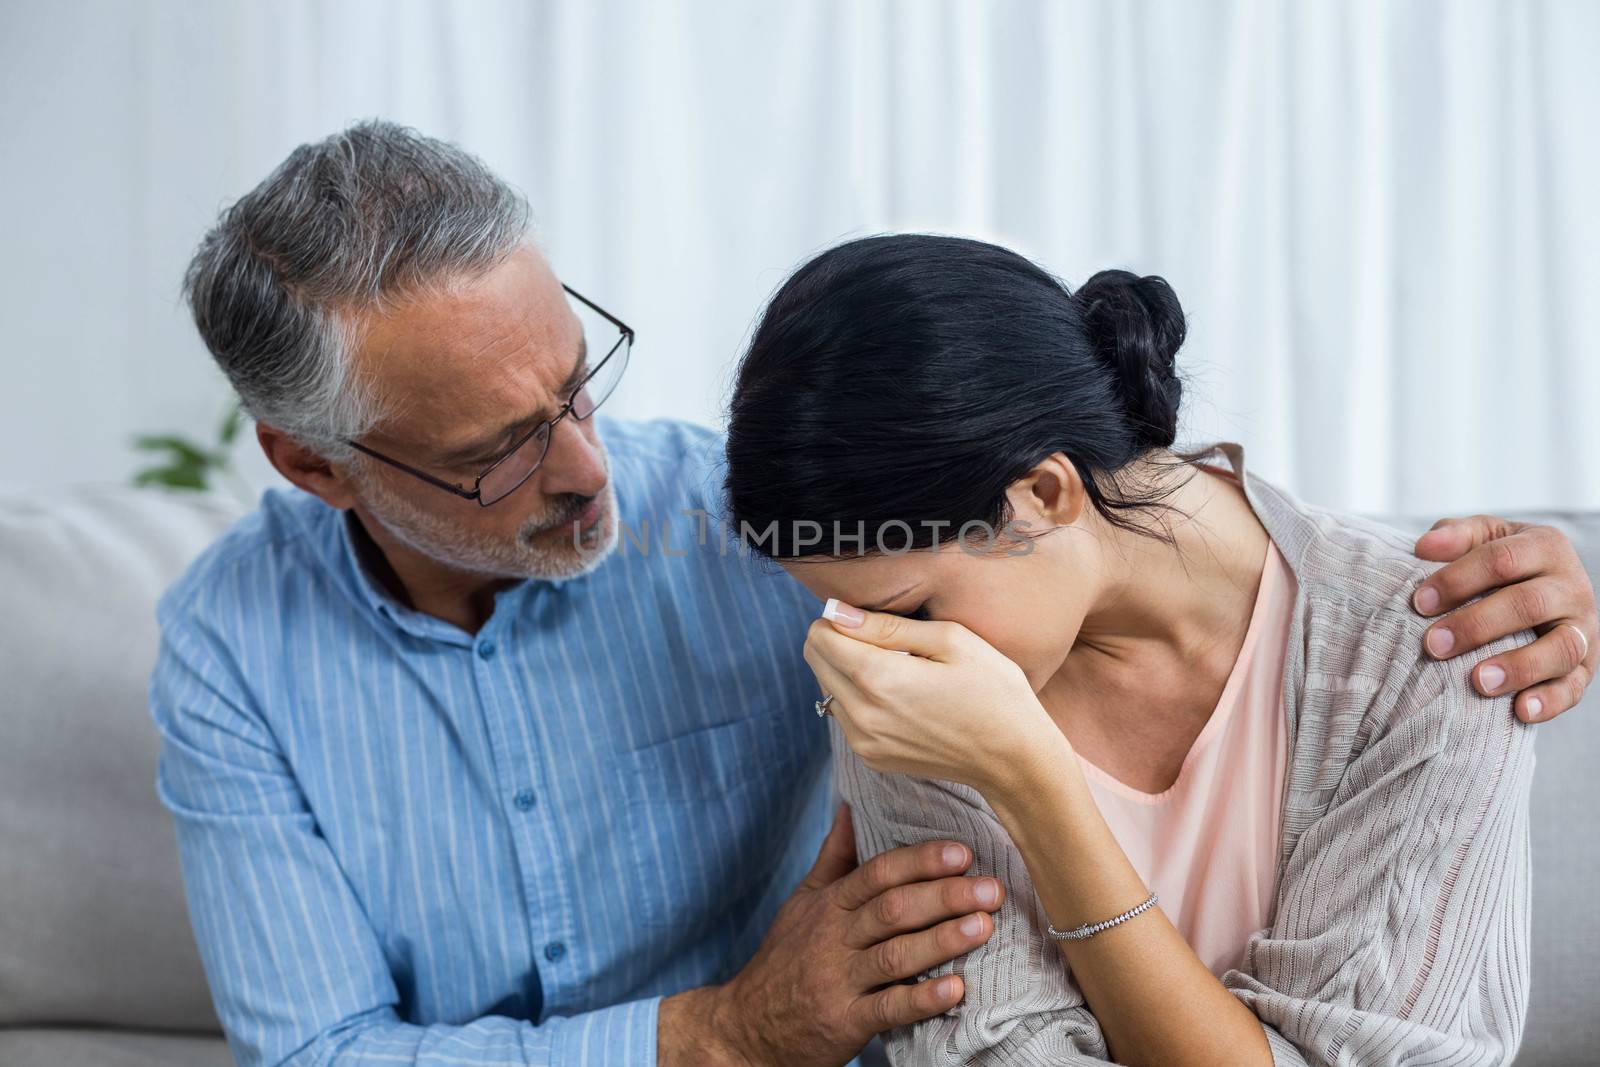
[1411,514,1597,722]
[657,803,1004,1067]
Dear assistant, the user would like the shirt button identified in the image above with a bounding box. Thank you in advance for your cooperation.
[477,640,497,661]
[544,940,566,962]
[513,788,536,812]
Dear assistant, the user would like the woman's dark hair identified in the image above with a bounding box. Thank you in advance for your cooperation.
[724,233,1191,559]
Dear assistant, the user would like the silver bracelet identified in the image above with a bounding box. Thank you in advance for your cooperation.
[1046,891,1159,941]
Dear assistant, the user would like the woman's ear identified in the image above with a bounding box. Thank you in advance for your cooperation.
[1004,452,1088,531]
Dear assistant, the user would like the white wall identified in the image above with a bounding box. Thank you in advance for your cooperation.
[2,0,1597,514]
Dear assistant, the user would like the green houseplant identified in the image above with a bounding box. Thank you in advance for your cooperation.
[132,399,251,500]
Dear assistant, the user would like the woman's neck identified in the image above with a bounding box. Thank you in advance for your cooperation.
[1038,462,1272,786]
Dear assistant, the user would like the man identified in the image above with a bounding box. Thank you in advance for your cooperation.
[152,120,1597,1067]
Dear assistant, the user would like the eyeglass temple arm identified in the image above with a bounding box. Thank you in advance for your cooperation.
[562,283,634,338]
[346,440,481,501]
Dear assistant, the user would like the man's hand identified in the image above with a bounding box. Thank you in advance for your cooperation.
[658,802,1005,1067]
[1412,515,1597,722]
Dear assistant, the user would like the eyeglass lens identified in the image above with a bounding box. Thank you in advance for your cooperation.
[476,298,631,505]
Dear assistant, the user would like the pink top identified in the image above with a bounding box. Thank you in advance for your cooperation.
[1074,537,1295,978]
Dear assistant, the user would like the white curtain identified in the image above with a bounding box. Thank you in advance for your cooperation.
[3,0,1597,514]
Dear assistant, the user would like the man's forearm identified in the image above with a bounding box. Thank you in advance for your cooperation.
[658,985,756,1067]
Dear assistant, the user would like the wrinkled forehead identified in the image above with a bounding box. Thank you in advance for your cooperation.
[353,245,580,448]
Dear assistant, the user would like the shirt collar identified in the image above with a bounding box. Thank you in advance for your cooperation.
[332,506,564,645]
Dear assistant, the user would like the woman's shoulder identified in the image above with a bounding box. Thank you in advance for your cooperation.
[1243,471,1535,766]
[1194,445,1461,671]
[1277,497,1453,683]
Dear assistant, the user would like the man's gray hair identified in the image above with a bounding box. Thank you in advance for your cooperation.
[182,119,532,459]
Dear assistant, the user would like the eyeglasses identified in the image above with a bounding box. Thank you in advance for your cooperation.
[346,284,633,507]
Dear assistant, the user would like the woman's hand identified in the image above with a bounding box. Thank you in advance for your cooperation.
[803,599,1063,795]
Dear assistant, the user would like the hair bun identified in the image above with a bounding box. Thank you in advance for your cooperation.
[1073,269,1186,449]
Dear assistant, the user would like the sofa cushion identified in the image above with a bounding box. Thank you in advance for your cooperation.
[0,486,244,1031]
[0,1027,233,1067]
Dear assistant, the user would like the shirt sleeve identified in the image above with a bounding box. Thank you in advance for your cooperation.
[148,612,660,1067]
[827,721,1111,1066]
[1222,640,1536,1066]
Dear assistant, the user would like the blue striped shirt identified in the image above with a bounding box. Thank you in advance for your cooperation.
[148,417,837,1066]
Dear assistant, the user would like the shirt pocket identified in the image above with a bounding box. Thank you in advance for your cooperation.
[610,714,807,931]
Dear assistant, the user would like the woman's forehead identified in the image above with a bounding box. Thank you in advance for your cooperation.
[778,551,937,606]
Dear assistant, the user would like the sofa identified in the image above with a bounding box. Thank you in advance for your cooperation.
[1,485,1595,1066]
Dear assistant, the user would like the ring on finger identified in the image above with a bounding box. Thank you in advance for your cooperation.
[1558,622,1591,663]
[815,692,836,717]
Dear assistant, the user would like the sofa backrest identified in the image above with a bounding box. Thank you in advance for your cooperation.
[0,485,244,1032]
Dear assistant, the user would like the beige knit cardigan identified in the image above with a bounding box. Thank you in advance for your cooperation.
[830,443,1536,1066]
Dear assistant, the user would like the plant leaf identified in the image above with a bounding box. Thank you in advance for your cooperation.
[219,402,244,445]
[133,460,209,491]
[132,435,212,466]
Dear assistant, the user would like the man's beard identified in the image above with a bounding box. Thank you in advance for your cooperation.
[355,457,620,582]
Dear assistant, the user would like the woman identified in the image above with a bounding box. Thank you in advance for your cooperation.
[722,234,1535,1066]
